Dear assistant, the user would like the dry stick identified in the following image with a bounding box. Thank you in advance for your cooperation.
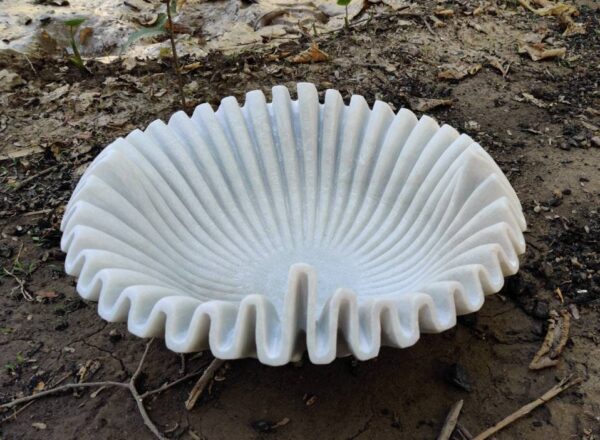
[0,401,35,425]
[12,164,60,191]
[185,358,225,410]
[437,399,464,440]
[0,381,128,410]
[473,376,583,440]
[0,338,190,440]
[165,0,187,110]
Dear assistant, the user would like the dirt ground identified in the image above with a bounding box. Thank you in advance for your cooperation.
[1,1,599,439]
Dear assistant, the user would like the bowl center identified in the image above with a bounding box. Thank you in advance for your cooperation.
[236,246,363,311]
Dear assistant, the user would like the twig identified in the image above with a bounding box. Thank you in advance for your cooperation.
[0,401,35,425]
[185,358,224,410]
[473,376,583,440]
[141,368,205,399]
[0,339,218,440]
[22,54,37,74]
[437,399,464,440]
[3,268,34,301]
[165,0,187,110]
[0,381,128,409]
[456,422,473,440]
[12,164,60,191]
[421,16,436,36]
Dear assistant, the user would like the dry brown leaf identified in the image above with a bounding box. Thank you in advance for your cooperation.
[290,43,330,64]
[411,97,453,112]
[438,63,482,80]
[79,27,93,45]
[487,58,511,77]
[518,43,566,61]
[36,290,59,299]
[434,7,454,17]
[519,0,585,37]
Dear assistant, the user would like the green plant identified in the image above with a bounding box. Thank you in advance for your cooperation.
[64,18,88,71]
[337,0,352,29]
[4,352,25,373]
[122,0,187,109]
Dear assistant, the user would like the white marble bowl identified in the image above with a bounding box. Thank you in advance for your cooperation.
[61,83,526,365]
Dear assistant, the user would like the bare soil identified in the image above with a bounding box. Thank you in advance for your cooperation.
[1,1,599,439]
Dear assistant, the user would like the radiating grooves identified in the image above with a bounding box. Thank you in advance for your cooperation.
[165,112,270,260]
[328,101,396,247]
[321,95,371,245]
[296,84,320,241]
[358,146,518,276]
[192,103,276,256]
[61,83,528,365]
[271,86,304,245]
[351,123,466,263]
[314,89,346,243]
[241,91,292,246]
[341,116,442,256]
[375,150,525,281]
[143,117,267,259]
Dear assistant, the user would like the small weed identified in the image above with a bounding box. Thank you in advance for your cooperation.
[64,18,89,72]
[122,0,187,109]
[337,0,352,29]
[4,353,25,374]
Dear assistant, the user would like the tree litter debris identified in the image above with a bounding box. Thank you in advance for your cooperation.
[518,0,585,37]
[0,70,25,92]
[410,97,453,112]
[487,57,511,77]
[290,42,330,64]
[514,92,550,108]
[529,309,570,370]
[518,43,566,61]
[438,62,482,80]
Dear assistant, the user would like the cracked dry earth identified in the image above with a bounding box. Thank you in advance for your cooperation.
[1,1,599,439]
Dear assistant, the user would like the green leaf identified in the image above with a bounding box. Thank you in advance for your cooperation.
[64,17,86,27]
[337,0,352,5]
[120,13,168,53]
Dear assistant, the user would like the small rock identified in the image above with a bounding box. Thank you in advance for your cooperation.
[108,329,122,343]
[444,363,472,392]
[251,420,273,433]
[591,136,600,148]
[532,300,549,319]
[54,320,69,331]
[31,422,47,430]
[562,188,572,195]
[0,70,25,92]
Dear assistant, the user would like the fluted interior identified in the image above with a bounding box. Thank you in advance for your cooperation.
[61,83,526,365]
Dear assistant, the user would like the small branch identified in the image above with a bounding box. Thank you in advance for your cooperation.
[0,401,35,425]
[141,369,205,399]
[165,0,187,110]
[132,338,154,384]
[3,268,34,301]
[0,382,128,410]
[185,358,224,410]
[437,399,464,440]
[473,376,583,440]
[12,164,60,191]
[129,382,167,440]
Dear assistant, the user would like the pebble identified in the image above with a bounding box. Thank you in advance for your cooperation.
[532,300,550,319]
[444,363,472,392]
